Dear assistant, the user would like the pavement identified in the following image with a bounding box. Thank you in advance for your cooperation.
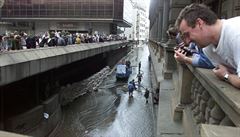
[148,45,185,137]
[157,79,184,137]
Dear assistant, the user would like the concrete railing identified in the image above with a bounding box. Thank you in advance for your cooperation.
[149,38,240,137]
[175,63,240,137]
[149,39,177,79]
[0,131,30,137]
[148,40,164,86]
[201,124,240,137]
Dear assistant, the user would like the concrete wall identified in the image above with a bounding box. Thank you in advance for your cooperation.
[34,21,111,35]
[92,23,111,35]
[35,21,50,35]
[221,0,234,18]
[3,94,61,137]
[0,41,132,136]
[4,21,114,35]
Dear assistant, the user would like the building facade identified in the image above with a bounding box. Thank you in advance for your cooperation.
[124,0,149,42]
[0,0,132,35]
[136,7,148,42]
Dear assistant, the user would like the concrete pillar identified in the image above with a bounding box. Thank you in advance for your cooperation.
[35,75,40,105]
[163,38,177,79]
[233,0,240,16]
[161,0,170,42]
[178,64,193,104]
[153,21,158,41]
[173,64,193,121]
[0,90,3,130]
[169,0,192,24]
[151,24,155,41]
[157,0,164,42]
[0,6,5,35]
[162,0,191,79]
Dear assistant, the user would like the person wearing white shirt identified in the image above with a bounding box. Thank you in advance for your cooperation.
[175,3,240,88]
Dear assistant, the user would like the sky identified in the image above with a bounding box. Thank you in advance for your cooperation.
[146,0,150,11]
[145,0,150,15]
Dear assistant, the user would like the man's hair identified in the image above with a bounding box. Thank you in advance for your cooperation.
[167,26,178,38]
[175,3,218,29]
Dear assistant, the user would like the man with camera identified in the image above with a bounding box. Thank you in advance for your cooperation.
[174,33,214,69]
[175,3,240,88]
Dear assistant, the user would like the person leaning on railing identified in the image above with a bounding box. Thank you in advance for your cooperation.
[175,3,240,88]
[167,26,214,69]
[174,33,214,69]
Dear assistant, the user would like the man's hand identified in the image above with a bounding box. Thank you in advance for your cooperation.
[174,48,187,63]
[212,65,228,80]
[213,64,240,88]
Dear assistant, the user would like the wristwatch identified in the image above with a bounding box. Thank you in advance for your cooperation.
[224,73,229,81]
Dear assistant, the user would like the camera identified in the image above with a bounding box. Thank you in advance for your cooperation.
[182,47,193,56]
[174,45,193,56]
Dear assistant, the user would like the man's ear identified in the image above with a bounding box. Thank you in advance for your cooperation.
[196,18,204,29]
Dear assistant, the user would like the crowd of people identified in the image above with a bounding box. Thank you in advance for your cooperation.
[173,3,240,89]
[0,31,127,52]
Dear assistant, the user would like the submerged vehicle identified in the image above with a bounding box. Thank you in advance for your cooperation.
[116,61,132,80]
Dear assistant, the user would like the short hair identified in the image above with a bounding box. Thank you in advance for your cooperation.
[167,26,178,38]
[175,3,218,29]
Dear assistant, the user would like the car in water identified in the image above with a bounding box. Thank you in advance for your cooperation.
[116,61,132,81]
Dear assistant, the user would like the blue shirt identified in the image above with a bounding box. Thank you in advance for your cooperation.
[189,43,214,69]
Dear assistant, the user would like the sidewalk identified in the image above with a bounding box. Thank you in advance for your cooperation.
[148,46,184,137]
[157,79,184,137]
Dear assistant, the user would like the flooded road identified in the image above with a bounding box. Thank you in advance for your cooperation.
[55,44,157,137]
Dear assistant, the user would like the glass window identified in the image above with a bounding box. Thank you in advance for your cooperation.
[53,9,60,16]
[61,4,68,10]
[32,5,39,17]
[68,3,74,10]
[60,9,68,17]
[68,10,75,17]
[26,9,33,17]
[74,9,81,16]
[2,0,121,20]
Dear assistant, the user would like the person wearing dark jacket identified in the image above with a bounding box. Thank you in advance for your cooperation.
[144,88,150,103]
